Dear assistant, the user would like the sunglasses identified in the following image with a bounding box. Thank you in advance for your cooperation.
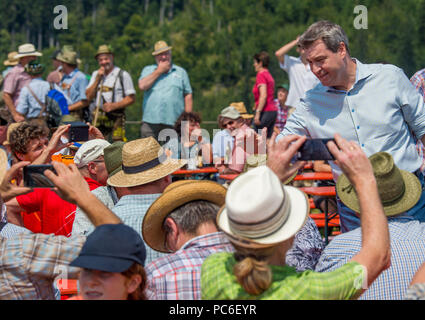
[223,121,235,127]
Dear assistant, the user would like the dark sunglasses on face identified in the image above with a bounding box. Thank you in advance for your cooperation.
[224,121,234,127]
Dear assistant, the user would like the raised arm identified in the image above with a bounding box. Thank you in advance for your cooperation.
[327,134,391,292]
[275,37,299,65]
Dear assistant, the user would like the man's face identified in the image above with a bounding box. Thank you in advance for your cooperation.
[223,118,243,132]
[97,53,114,72]
[154,50,171,64]
[21,137,48,162]
[305,39,346,88]
[20,56,36,67]
[88,156,108,186]
[277,89,288,106]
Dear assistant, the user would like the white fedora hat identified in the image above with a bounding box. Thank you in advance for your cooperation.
[14,43,42,59]
[217,165,309,248]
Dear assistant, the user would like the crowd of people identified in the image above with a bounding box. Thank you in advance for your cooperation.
[0,19,425,301]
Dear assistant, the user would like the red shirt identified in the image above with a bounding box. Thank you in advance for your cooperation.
[17,177,102,237]
[252,69,277,112]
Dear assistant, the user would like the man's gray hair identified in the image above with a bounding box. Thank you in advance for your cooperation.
[299,20,350,54]
[164,200,220,235]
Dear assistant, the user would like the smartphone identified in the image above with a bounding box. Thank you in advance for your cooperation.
[23,165,57,188]
[65,122,89,142]
[297,138,335,161]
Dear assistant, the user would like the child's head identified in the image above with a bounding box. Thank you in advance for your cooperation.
[70,224,147,300]
[276,84,289,106]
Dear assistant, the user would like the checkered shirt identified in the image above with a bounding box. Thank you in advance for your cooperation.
[0,233,85,300]
[405,283,425,300]
[111,193,167,265]
[410,68,425,101]
[274,99,290,132]
[315,216,425,299]
[201,252,364,300]
[145,232,234,300]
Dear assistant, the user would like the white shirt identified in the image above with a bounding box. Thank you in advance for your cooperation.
[280,55,320,108]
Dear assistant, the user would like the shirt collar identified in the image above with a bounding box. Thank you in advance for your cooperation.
[179,232,229,251]
[64,68,79,79]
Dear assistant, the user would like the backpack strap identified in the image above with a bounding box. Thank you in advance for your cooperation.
[61,72,80,98]
[112,69,126,103]
[26,84,46,118]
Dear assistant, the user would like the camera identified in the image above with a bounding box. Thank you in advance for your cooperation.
[65,121,89,142]
[23,165,57,188]
[297,138,335,161]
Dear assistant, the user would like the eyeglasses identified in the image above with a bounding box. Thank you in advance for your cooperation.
[223,121,234,127]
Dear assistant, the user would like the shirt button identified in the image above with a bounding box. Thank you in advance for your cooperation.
[347,92,351,96]
[352,109,355,112]
[362,144,365,147]
[357,126,360,130]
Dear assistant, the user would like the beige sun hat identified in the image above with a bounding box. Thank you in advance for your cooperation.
[230,102,254,119]
[142,180,227,252]
[217,165,309,249]
[0,148,8,184]
[152,40,172,56]
[3,52,19,66]
[56,51,78,66]
[95,44,113,59]
[337,152,421,216]
[3,122,23,146]
[220,106,241,120]
[14,43,42,59]
[107,137,187,188]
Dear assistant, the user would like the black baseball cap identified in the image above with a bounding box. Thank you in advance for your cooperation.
[70,224,146,272]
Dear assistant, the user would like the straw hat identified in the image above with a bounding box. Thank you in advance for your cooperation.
[0,148,8,184]
[56,51,78,66]
[3,52,19,66]
[337,152,421,216]
[220,106,241,120]
[230,102,254,119]
[107,137,186,188]
[152,40,172,56]
[3,122,23,146]
[14,43,42,59]
[95,44,113,59]
[142,180,227,252]
[217,165,309,249]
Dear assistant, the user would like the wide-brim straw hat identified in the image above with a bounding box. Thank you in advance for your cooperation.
[4,51,19,66]
[230,102,254,119]
[0,148,8,184]
[14,44,42,59]
[56,51,78,66]
[217,165,309,249]
[142,180,227,252]
[3,122,23,146]
[107,137,187,188]
[337,152,421,216]
[152,40,172,56]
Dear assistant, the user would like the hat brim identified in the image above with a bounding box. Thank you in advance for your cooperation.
[70,254,135,273]
[56,57,77,65]
[241,114,254,119]
[337,170,422,216]
[15,52,42,59]
[152,46,172,56]
[107,157,186,188]
[4,60,18,66]
[142,180,227,252]
[217,185,309,248]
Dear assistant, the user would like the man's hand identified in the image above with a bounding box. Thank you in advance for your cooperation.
[254,113,261,126]
[87,122,106,140]
[156,60,171,74]
[0,161,33,203]
[266,132,306,182]
[97,66,105,78]
[327,133,375,187]
[44,162,90,205]
[12,112,25,123]
[102,102,116,113]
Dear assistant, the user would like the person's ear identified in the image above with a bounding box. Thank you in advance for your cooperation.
[87,162,97,175]
[14,152,26,161]
[126,274,142,294]
[164,217,179,252]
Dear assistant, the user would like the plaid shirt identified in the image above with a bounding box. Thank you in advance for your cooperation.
[410,68,425,101]
[112,193,166,265]
[405,283,425,300]
[0,233,85,300]
[315,216,425,299]
[145,232,234,300]
[274,99,291,132]
[201,252,364,300]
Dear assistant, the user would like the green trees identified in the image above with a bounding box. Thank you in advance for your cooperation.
[0,0,424,140]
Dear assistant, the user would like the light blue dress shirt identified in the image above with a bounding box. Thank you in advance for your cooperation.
[278,59,425,180]
[112,193,167,265]
[212,129,234,159]
[139,64,192,126]
[60,68,88,105]
[16,78,51,118]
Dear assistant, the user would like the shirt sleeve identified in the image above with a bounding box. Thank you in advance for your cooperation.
[16,86,29,115]
[181,68,192,95]
[122,71,136,96]
[77,75,88,101]
[139,66,153,81]
[279,54,294,72]
[397,68,425,140]
[276,99,310,141]
[2,69,17,95]
[16,189,44,213]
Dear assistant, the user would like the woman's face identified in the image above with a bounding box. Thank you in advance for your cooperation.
[253,59,262,72]
[79,269,138,300]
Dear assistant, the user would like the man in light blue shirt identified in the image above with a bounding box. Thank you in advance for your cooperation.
[278,20,425,232]
[138,40,192,141]
[16,60,50,120]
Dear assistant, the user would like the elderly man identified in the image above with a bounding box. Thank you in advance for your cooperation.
[138,40,193,141]
[57,50,89,122]
[86,45,136,141]
[2,43,42,123]
[278,20,425,233]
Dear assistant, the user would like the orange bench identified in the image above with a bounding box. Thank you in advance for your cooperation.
[310,212,340,228]
[56,279,79,300]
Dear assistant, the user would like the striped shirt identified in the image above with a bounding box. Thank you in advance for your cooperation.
[145,232,234,300]
[0,233,85,300]
[410,68,425,101]
[201,252,364,300]
[315,216,425,299]
[112,193,167,265]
